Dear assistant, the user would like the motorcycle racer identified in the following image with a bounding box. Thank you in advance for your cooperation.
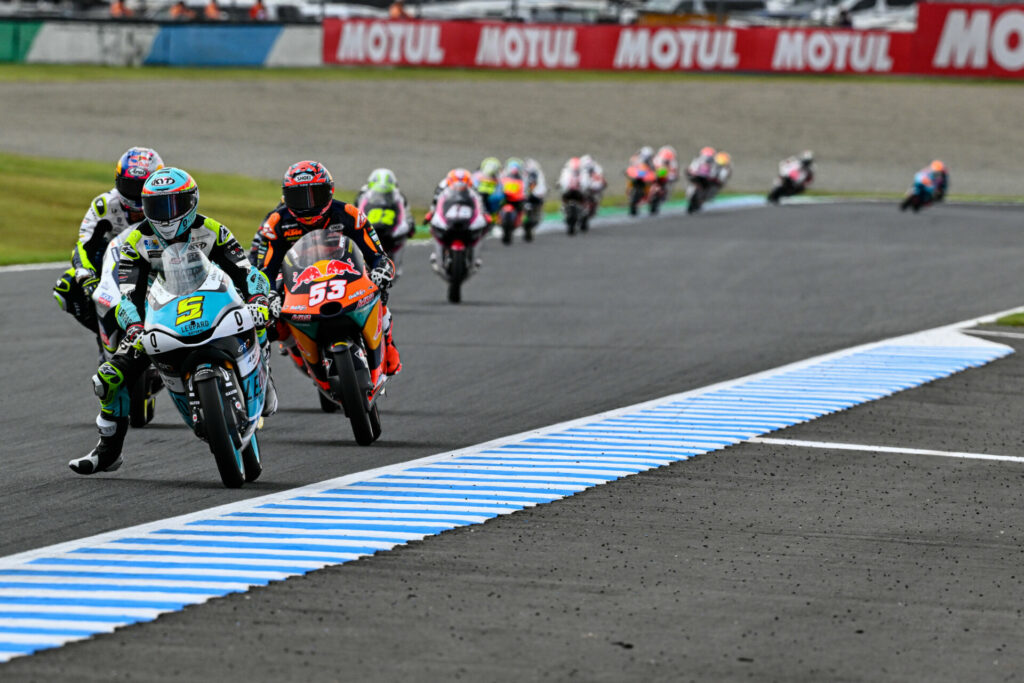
[353,168,415,277]
[472,157,505,216]
[70,167,275,476]
[521,158,547,234]
[54,147,164,347]
[686,146,717,181]
[427,168,477,221]
[559,155,606,228]
[254,160,402,381]
[707,151,732,201]
[768,150,814,204]
[927,160,949,201]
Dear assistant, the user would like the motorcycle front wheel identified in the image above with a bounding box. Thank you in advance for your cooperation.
[332,346,374,446]
[448,250,466,304]
[196,374,246,488]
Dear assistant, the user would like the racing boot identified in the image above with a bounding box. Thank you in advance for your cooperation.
[383,323,402,376]
[69,415,127,475]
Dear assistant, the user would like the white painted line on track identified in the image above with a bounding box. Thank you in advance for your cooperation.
[751,437,1024,464]
[0,305,1022,662]
[963,329,1024,340]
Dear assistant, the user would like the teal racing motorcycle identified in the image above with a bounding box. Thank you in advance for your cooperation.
[141,243,268,488]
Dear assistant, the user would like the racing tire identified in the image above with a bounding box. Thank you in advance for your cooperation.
[129,370,158,428]
[580,215,589,233]
[649,194,662,216]
[241,432,262,483]
[565,203,578,235]
[500,211,516,245]
[369,403,382,443]
[319,391,341,413]
[523,224,534,242]
[196,375,246,488]
[687,191,703,214]
[768,186,784,204]
[628,187,643,216]
[448,250,466,304]
[332,347,374,446]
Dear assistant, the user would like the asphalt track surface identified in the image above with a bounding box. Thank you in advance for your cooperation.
[3,202,1024,680]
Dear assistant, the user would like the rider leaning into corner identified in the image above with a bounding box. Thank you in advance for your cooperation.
[54,147,164,356]
[70,168,276,475]
[251,160,402,381]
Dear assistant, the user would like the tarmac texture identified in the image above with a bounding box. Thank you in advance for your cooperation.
[2,202,1024,680]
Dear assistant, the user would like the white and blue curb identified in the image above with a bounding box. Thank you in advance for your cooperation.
[0,307,1019,662]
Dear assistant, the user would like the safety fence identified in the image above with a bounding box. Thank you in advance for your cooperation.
[2,3,1022,77]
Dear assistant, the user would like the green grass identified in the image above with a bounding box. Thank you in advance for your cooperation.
[995,313,1024,326]
[0,151,282,265]
[1,63,1020,86]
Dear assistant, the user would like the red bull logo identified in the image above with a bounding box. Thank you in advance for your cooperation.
[292,259,360,288]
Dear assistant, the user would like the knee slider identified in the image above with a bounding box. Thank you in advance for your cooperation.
[93,362,125,402]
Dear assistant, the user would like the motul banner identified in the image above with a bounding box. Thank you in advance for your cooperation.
[322,6,1024,78]
[916,3,1024,76]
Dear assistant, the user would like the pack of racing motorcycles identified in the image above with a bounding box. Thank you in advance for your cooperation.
[51,147,950,487]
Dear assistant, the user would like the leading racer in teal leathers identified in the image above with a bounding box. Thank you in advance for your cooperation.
[70,167,276,475]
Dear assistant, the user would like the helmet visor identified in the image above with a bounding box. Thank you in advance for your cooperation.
[143,191,196,223]
[116,175,147,203]
[283,184,332,216]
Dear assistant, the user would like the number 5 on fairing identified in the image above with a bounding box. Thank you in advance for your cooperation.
[176,296,204,325]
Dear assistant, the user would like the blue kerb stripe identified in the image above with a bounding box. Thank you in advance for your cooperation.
[0,570,272,585]
[0,626,97,636]
[0,612,141,623]
[0,338,1010,664]
[68,548,353,563]
[0,582,232,596]
[0,597,187,609]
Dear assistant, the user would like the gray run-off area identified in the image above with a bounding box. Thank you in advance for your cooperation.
[0,75,1021,202]
[2,202,1024,680]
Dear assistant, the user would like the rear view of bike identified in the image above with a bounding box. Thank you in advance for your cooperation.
[143,244,267,488]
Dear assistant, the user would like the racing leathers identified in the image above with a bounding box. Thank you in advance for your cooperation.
[523,158,547,230]
[53,189,143,342]
[252,199,402,379]
[71,216,272,475]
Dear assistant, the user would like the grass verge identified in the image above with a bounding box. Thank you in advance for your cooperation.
[1,63,1021,87]
[995,313,1024,326]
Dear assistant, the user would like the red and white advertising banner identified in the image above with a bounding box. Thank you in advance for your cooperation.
[915,3,1024,77]
[322,6,1024,78]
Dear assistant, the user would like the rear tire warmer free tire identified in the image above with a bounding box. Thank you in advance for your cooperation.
[332,347,375,446]
[448,250,466,304]
[196,375,246,488]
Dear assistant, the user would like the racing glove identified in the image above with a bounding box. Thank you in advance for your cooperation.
[369,259,396,290]
[267,290,283,320]
[247,295,270,328]
[74,268,100,298]
[118,323,145,355]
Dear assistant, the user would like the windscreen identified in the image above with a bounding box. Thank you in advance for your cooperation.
[282,229,366,290]
[161,242,211,296]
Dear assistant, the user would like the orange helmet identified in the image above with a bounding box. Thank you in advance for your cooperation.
[700,146,716,158]
[930,160,946,173]
[714,152,731,166]
[445,168,472,187]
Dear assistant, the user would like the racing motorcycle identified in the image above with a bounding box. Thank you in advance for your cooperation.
[279,229,388,446]
[429,185,490,304]
[356,190,412,278]
[768,160,812,204]
[93,231,163,428]
[685,159,718,214]
[625,162,664,216]
[498,171,529,244]
[900,172,939,213]
[141,243,268,488]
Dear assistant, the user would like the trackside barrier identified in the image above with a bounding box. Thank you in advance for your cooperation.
[322,3,1024,78]
[1,4,1022,76]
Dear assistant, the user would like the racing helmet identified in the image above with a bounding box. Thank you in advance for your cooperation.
[700,146,716,158]
[142,168,199,247]
[282,160,335,226]
[800,150,814,166]
[505,157,525,174]
[638,146,654,164]
[568,157,581,172]
[930,159,946,173]
[714,151,731,166]
[480,157,502,178]
[657,145,677,162]
[367,168,398,200]
[446,168,473,188]
[580,154,595,172]
[115,147,164,212]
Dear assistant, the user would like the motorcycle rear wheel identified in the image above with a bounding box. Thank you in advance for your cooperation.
[332,347,374,446]
[196,374,246,488]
